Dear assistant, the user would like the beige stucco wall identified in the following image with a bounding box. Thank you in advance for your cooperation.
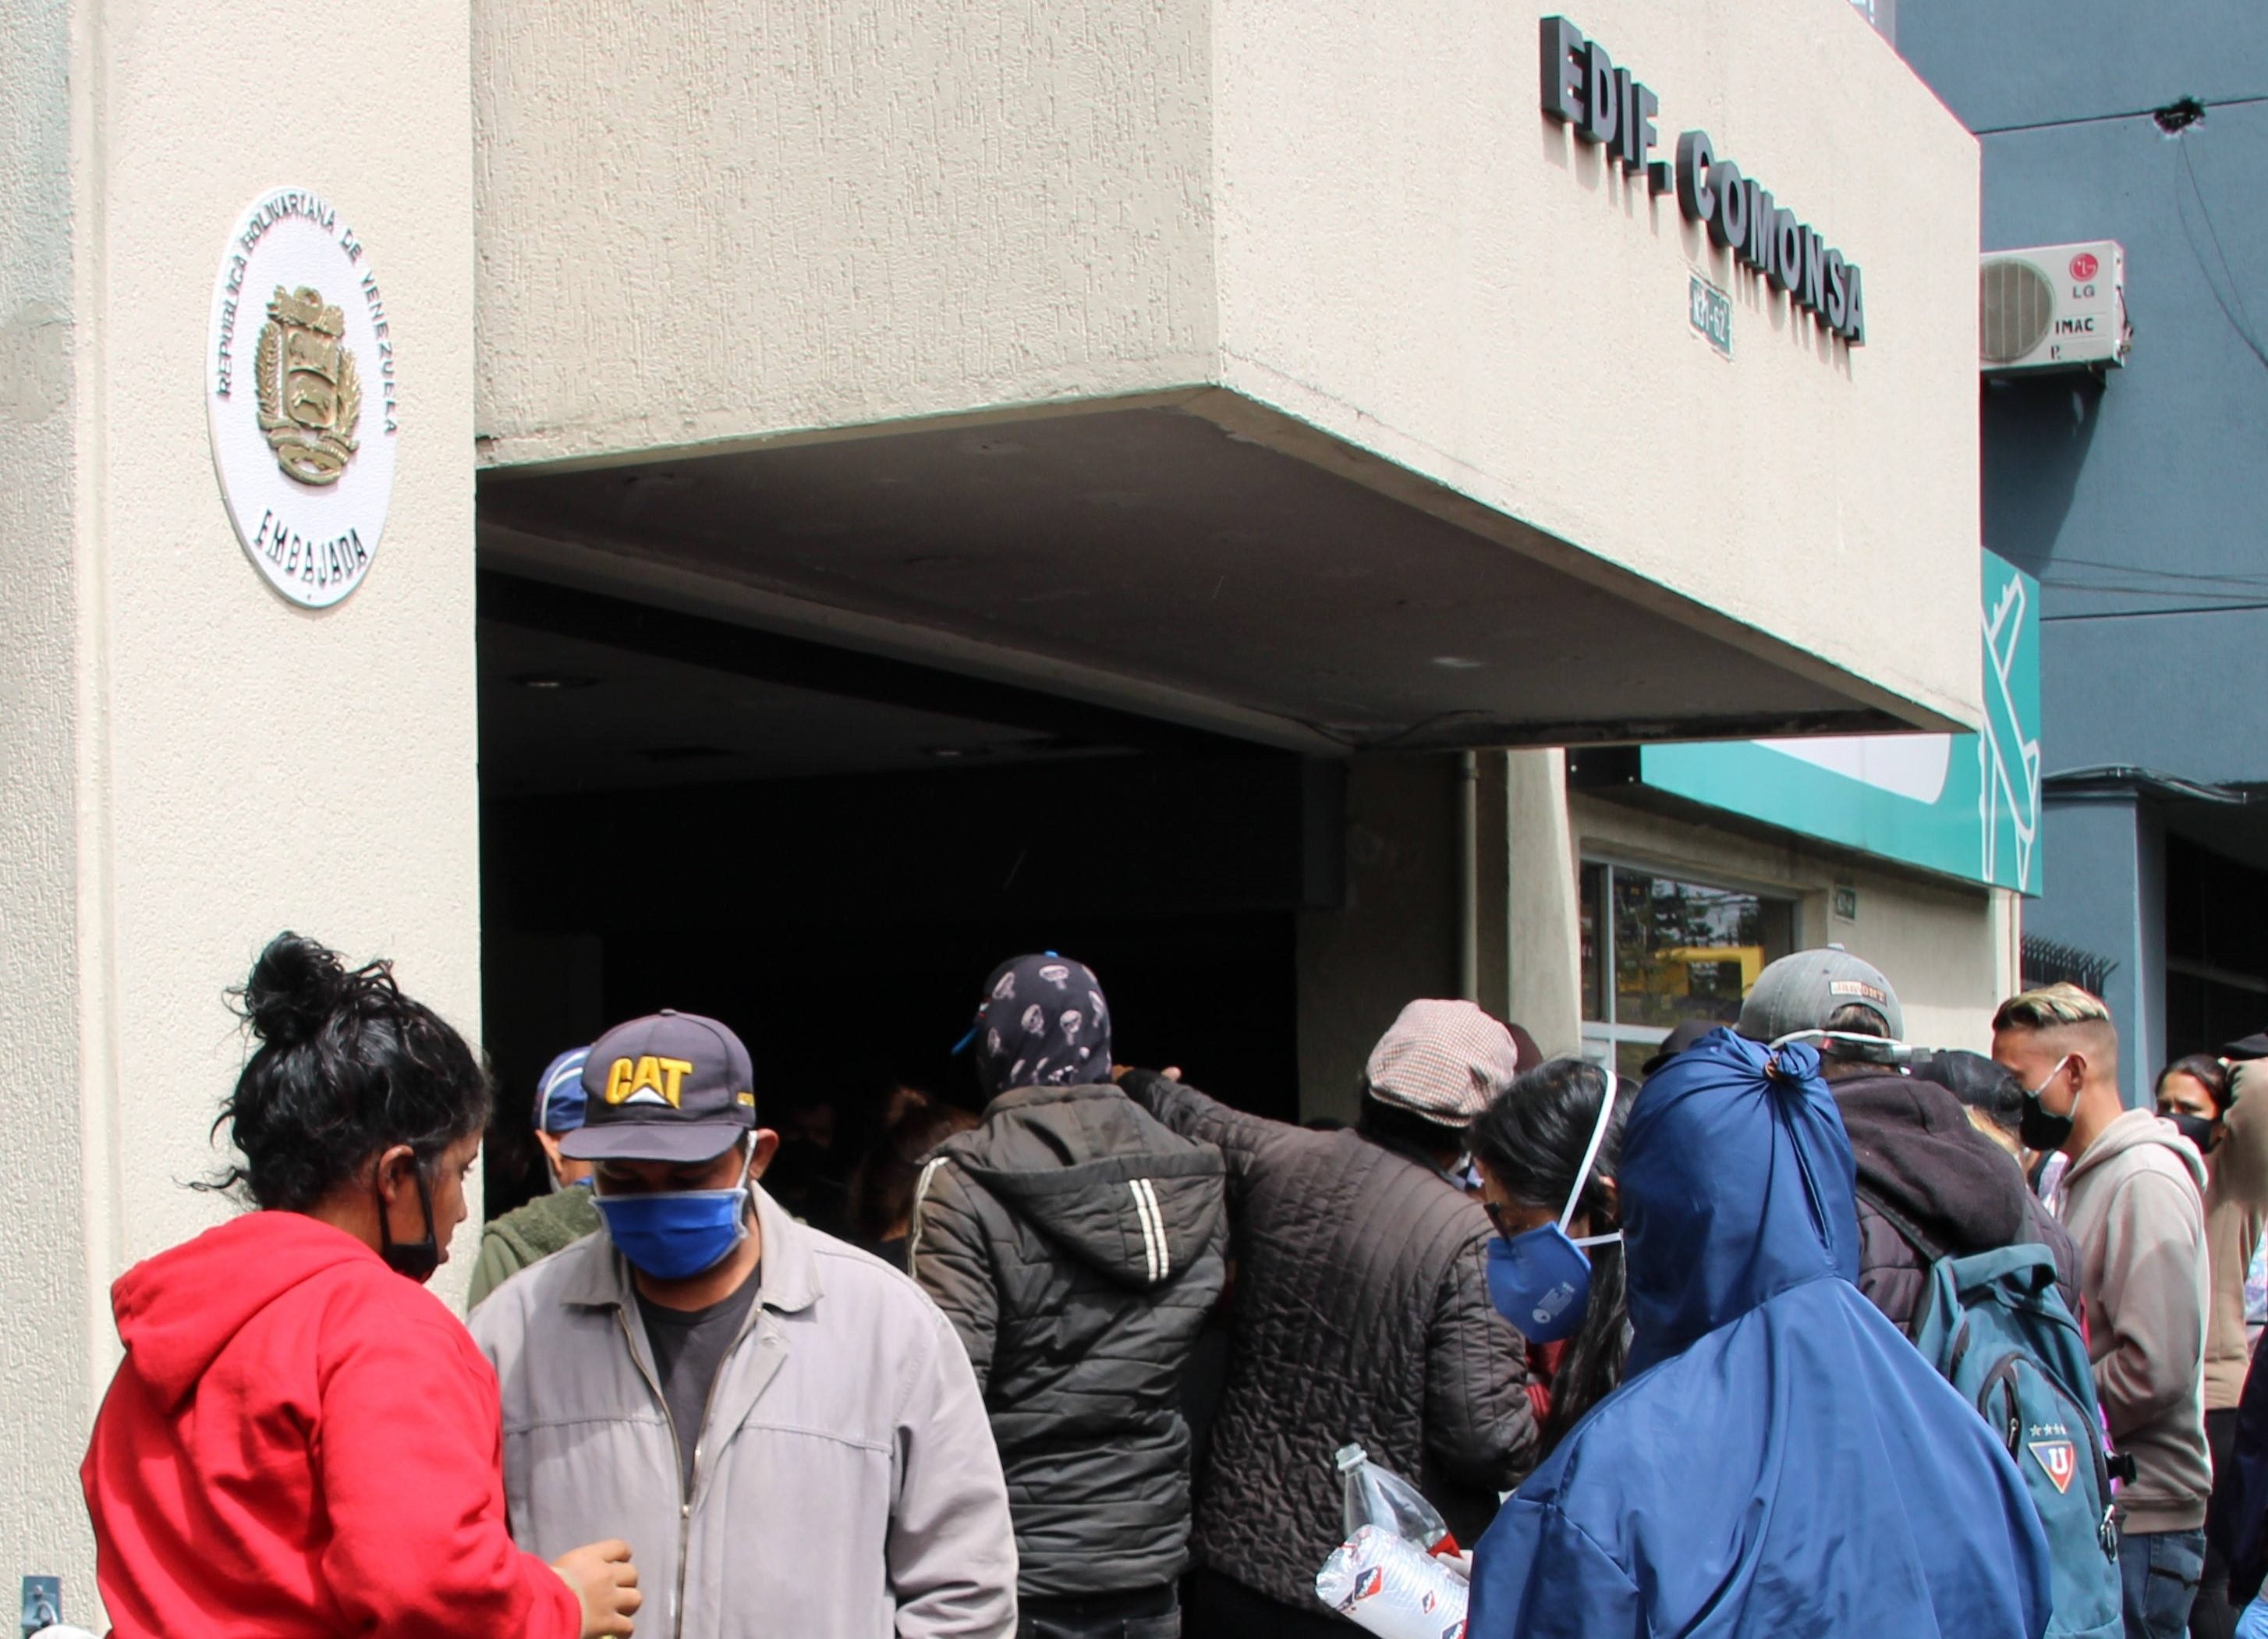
[1211,0,1982,733]
[1,0,93,1605]
[472,0,1218,466]
[1572,793,2019,1055]
[475,0,1980,733]
[0,0,482,1612]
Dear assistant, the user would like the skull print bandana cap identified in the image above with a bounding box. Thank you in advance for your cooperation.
[973,954,1115,1096]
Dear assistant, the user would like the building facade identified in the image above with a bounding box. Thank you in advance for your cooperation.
[1565,546,2038,1080]
[1901,0,2268,1102]
[3,0,1987,1612]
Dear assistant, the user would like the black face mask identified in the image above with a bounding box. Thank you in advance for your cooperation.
[2018,1055,2077,1154]
[2164,1111,2219,1154]
[377,1158,441,1283]
[2019,1091,2075,1155]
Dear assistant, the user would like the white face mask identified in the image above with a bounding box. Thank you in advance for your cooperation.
[1768,1029,1917,1067]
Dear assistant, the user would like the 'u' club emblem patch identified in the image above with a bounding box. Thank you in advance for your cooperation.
[2029,1439,2077,1494]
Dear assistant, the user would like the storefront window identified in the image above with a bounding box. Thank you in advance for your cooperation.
[1580,861,1794,1080]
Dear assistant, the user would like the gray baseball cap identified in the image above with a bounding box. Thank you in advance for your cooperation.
[1737,947,1905,1045]
[560,1009,757,1164]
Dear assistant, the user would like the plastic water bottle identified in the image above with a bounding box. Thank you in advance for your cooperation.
[1338,1442,1458,1556]
[1317,1524,1470,1639]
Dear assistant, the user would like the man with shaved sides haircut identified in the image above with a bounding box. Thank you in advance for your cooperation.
[1995,984,2210,1639]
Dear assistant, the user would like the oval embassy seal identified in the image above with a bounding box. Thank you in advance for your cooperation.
[206,186,398,608]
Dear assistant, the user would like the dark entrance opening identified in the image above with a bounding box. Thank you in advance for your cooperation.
[475,571,1341,1229]
[2166,832,2268,1059]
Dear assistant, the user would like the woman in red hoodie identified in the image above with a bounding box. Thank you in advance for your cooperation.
[81,932,641,1637]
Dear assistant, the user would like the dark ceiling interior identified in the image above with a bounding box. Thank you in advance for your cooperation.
[478,403,1915,760]
[477,573,1231,796]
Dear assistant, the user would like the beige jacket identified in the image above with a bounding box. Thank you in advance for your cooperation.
[469,1187,1018,1639]
[2061,1107,2212,1534]
[2205,1060,2268,1410]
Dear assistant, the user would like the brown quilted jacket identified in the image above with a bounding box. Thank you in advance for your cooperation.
[1118,1070,1538,1610]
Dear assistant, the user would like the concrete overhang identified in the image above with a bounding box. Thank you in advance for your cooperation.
[484,393,1951,753]
[473,0,1983,750]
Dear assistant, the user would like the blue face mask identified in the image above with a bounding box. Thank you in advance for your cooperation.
[594,1147,753,1281]
[1486,1073,1623,1344]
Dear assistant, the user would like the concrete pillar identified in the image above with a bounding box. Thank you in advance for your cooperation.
[1295,750,1584,1119]
[0,0,480,1612]
[1501,750,1585,1060]
[1990,887,2025,1016]
[1295,756,1460,1123]
[1473,751,1512,1021]
[1,0,92,1607]
[1469,749,1583,1063]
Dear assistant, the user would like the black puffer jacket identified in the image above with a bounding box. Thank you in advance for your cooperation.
[1120,1070,1536,1610]
[912,1082,1228,1599]
[1834,1071,2084,1330]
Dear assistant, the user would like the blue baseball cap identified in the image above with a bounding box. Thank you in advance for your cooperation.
[537,1046,592,1133]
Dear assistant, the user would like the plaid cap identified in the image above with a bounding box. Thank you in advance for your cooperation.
[560,1009,756,1165]
[1364,999,1523,1126]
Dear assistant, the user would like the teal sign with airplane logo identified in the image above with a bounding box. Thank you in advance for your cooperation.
[1641,551,2042,894]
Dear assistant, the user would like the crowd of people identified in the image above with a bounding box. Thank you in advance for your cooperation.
[68,929,2268,1638]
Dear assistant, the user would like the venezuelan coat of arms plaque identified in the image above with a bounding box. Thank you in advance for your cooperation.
[206,187,397,608]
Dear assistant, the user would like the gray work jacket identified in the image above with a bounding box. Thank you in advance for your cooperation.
[469,1187,1019,1639]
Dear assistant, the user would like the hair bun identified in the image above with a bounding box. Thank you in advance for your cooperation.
[240,931,352,1049]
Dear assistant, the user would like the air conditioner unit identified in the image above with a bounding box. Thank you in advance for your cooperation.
[1980,241,2129,373]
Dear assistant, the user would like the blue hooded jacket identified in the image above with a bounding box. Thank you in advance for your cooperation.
[1467,1030,2052,1638]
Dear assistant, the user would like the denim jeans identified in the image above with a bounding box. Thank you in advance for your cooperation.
[2199,1409,2242,1639]
[2117,1527,2204,1639]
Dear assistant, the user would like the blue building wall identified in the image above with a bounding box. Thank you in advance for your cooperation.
[1899,1,2268,1095]
[2028,794,2167,1104]
[1901,0,2268,782]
